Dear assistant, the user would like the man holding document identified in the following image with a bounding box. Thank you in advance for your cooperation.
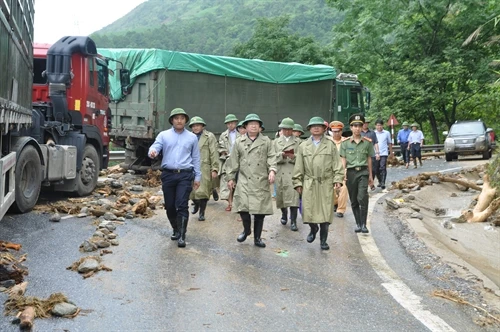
[273,117,302,232]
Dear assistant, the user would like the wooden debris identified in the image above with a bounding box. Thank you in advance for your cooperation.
[0,240,22,251]
[8,281,27,297]
[19,306,35,329]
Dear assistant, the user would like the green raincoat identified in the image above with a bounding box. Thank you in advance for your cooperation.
[190,130,219,200]
[274,136,301,208]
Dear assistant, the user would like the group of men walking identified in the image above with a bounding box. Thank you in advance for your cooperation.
[148,108,422,250]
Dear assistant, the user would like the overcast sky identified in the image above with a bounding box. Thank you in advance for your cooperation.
[33,0,146,43]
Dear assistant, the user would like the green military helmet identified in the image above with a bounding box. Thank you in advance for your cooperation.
[189,116,206,127]
[242,113,263,127]
[293,123,305,134]
[236,120,245,128]
[224,114,238,124]
[402,121,410,126]
[306,116,326,130]
[169,107,190,125]
[279,117,295,129]
[411,123,419,128]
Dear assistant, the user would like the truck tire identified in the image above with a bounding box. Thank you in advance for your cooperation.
[482,150,491,160]
[12,145,42,213]
[75,144,100,196]
[445,153,453,162]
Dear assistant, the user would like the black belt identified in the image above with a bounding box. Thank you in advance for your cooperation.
[348,166,367,171]
[162,168,193,173]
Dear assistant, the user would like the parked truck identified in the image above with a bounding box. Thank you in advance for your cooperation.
[98,48,370,171]
[0,0,128,220]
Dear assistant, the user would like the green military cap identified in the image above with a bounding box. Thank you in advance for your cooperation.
[236,120,244,128]
[224,114,238,123]
[293,123,305,134]
[189,116,206,127]
[306,116,326,130]
[242,113,263,127]
[279,117,295,129]
[364,117,371,123]
[411,123,419,128]
[349,113,365,125]
[169,107,189,125]
[402,121,410,126]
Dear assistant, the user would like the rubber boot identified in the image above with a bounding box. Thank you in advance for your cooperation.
[307,224,319,243]
[253,215,266,248]
[290,207,298,231]
[280,208,288,225]
[414,159,417,169]
[168,214,180,240]
[352,208,362,233]
[198,199,208,221]
[377,173,382,187]
[319,223,330,250]
[360,207,369,234]
[380,172,387,190]
[212,189,219,201]
[419,158,423,167]
[237,213,252,242]
[177,217,189,247]
[191,200,200,214]
[334,204,338,212]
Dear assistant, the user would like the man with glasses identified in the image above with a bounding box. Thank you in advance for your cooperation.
[340,114,374,234]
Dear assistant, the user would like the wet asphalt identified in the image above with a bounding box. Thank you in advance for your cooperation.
[0,156,491,331]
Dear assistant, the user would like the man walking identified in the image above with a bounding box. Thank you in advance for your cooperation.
[293,117,344,250]
[219,114,240,211]
[189,116,219,221]
[274,117,301,231]
[397,121,411,169]
[408,123,424,168]
[340,114,374,234]
[361,117,379,190]
[374,119,393,189]
[148,108,201,248]
[226,114,277,248]
[329,121,349,217]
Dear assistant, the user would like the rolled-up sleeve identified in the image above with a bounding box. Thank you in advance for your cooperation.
[191,137,202,182]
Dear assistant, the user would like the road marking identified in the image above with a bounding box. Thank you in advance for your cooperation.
[359,192,456,332]
[439,166,463,173]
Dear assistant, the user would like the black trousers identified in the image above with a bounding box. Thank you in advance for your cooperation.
[400,142,409,164]
[373,156,387,182]
[410,143,422,160]
[161,170,194,223]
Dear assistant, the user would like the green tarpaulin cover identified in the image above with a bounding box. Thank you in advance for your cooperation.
[98,48,336,101]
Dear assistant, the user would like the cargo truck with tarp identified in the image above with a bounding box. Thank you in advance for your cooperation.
[99,48,370,171]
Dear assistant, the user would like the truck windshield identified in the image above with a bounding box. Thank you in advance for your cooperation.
[449,122,485,135]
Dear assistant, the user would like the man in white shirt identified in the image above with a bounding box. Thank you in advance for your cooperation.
[408,123,424,168]
[218,114,240,211]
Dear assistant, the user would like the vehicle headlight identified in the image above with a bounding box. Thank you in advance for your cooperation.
[445,138,454,144]
[476,136,485,142]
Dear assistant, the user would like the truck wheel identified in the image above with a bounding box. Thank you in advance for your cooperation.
[75,144,100,196]
[482,151,491,160]
[12,145,42,213]
[445,153,453,162]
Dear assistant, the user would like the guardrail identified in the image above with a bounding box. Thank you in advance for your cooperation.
[393,144,444,153]
[109,150,125,161]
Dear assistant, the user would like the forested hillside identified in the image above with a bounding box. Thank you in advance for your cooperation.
[91,0,340,55]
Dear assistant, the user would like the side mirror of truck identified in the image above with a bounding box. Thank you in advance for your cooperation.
[120,69,131,94]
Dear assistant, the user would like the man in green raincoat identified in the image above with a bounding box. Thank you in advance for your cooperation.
[226,114,277,248]
[274,117,301,231]
[189,116,219,221]
[218,114,240,211]
[292,117,344,250]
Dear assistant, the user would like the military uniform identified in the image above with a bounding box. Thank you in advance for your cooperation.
[274,117,301,231]
[218,114,240,210]
[189,116,219,221]
[339,114,374,233]
[292,116,344,250]
[226,113,277,248]
[329,121,349,217]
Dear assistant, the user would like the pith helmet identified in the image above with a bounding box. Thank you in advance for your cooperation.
[189,116,206,127]
[411,123,419,128]
[293,124,305,134]
[329,121,344,130]
[279,117,295,129]
[306,116,326,130]
[224,114,238,124]
[364,117,371,123]
[402,121,410,126]
[242,113,263,127]
[169,107,189,125]
[349,113,365,125]
[236,120,244,128]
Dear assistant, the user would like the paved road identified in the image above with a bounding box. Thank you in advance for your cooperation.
[0,156,491,331]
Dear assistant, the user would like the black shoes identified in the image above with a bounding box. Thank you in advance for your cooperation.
[280,208,288,225]
[361,224,369,234]
[170,230,180,240]
[237,231,250,242]
[212,189,219,201]
[319,223,329,250]
[336,212,344,218]
[307,224,319,243]
[198,199,207,221]
[333,204,338,212]
[290,219,298,231]
[191,200,200,214]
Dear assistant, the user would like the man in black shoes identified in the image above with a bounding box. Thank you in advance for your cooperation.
[292,117,344,250]
[226,114,277,248]
[149,108,201,247]
[188,116,219,221]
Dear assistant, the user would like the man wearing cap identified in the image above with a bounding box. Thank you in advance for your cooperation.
[329,121,349,218]
[188,116,219,221]
[374,119,393,189]
[292,117,344,250]
[293,124,305,140]
[340,114,374,234]
[361,117,379,189]
[226,114,277,248]
[408,123,424,168]
[148,108,201,248]
[397,121,411,168]
[218,114,240,211]
[274,117,301,231]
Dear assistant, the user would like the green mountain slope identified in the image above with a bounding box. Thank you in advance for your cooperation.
[91,0,340,55]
